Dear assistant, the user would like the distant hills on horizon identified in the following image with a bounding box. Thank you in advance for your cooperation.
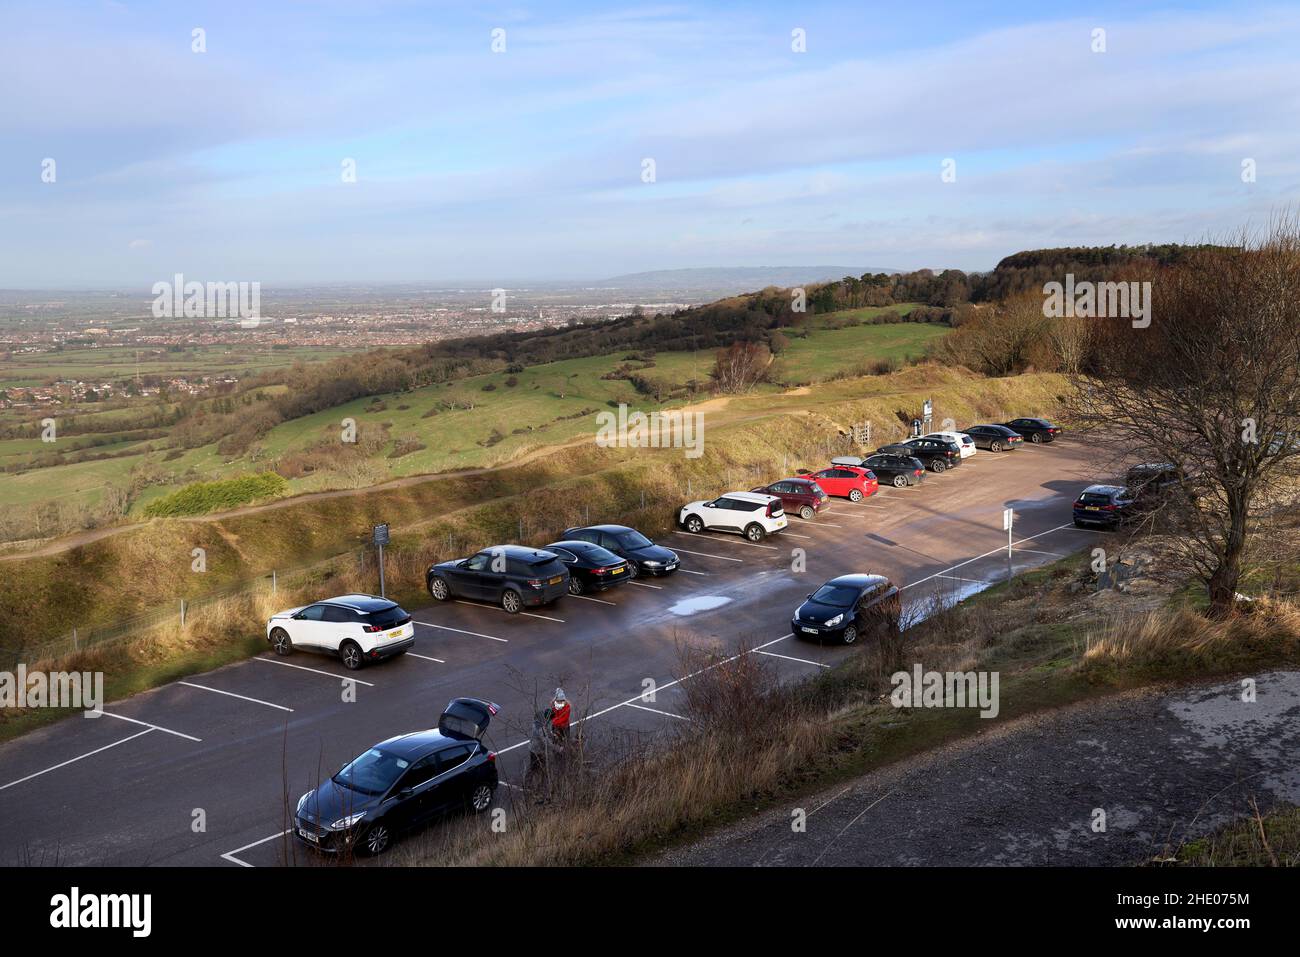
[594,266,901,292]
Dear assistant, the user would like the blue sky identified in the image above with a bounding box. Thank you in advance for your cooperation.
[1,0,1297,285]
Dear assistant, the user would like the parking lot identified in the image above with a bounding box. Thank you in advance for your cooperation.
[0,438,1105,866]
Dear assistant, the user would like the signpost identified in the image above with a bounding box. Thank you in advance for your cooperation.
[922,398,933,433]
[373,524,390,598]
[1002,508,1014,579]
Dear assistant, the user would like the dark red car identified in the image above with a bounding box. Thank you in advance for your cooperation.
[751,477,830,520]
[806,465,879,502]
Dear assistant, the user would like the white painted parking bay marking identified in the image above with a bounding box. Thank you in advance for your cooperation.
[676,569,708,577]
[454,600,564,623]
[570,594,617,606]
[221,829,290,867]
[629,579,665,588]
[625,702,690,721]
[99,709,202,742]
[406,652,446,663]
[253,656,376,686]
[902,523,1075,593]
[672,532,777,551]
[179,681,293,712]
[416,621,508,643]
[669,547,743,563]
[0,728,152,793]
[757,649,831,669]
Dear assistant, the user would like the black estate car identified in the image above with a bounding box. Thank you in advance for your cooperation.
[1072,484,1134,528]
[1000,418,1062,443]
[962,424,1024,451]
[560,524,680,578]
[861,452,927,487]
[544,540,631,594]
[879,437,963,472]
[791,574,901,645]
[294,698,499,856]
[427,545,568,613]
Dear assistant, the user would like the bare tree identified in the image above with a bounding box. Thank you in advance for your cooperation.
[710,341,772,394]
[1065,220,1300,618]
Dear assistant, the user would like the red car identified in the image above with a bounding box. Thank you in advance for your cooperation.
[751,477,830,520]
[806,465,879,502]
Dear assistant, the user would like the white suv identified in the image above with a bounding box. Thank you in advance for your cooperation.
[924,430,976,458]
[266,594,415,670]
[678,491,788,542]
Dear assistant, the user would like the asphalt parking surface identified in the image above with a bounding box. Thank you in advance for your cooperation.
[0,439,1105,866]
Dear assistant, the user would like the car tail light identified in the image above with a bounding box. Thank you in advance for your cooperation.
[527,578,544,588]
[593,566,610,575]
[362,624,382,633]
[914,469,923,475]
[766,502,778,517]
[1101,504,1117,511]
[486,751,496,763]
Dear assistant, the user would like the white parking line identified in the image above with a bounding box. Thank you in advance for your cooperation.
[221,829,290,867]
[795,520,844,528]
[669,547,744,563]
[676,569,708,577]
[901,523,1075,592]
[454,600,564,623]
[625,702,691,721]
[629,579,665,588]
[672,532,777,551]
[1015,547,1064,558]
[98,709,203,742]
[0,728,153,793]
[406,652,446,663]
[936,574,989,585]
[757,649,831,669]
[179,681,293,713]
[782,532,813,541]
[570,594,617,606]
[416,621,509,643]
[253,657,376,687]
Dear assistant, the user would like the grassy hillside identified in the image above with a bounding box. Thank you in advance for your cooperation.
[0,310,943,520]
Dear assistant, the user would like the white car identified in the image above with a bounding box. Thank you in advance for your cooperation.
[266,594,415,670]
[924,430,977,458]
[678,491,788,542]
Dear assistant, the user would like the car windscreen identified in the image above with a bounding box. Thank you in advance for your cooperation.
[333,748,410,796]
[810,584,858,607]
[617,530,653,549]
[363,605,409,628]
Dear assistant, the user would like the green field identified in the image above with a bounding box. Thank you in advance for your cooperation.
[0,311,948,524]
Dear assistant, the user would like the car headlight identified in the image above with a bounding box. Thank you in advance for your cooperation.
[642,560,661,567]
[296,792,311,813]
[825,613,844,627]
[330,812,367,831]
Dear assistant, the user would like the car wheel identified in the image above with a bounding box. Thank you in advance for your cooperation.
[340,641,363,671]
[568,576,585,596]
[502,589,523,614]
[1030,432,1043,443]
[469,783,494,813]
[361,823,391,856]
[931,460,946,473]
[428,577,450,601]
[270,628,293,656]
[800,504,815,520]
[685,515,704,534]
[841,624,859,645]
[991,441,1002,452]
[848,488,863,503]
[892,474,908,488]
[625,561,640,579]
[744,523,766,542]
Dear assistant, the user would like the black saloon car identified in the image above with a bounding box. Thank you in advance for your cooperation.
[791,574,901,645]
[878,437,963,473]
[1000,418,1062,443]
[861,452,927,487]
[543,540,631,594]
[560,524,680,578]
[427,545,568,613]
[962,424,1024,451]
[294,698,499,856]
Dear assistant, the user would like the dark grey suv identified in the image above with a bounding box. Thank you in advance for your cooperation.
[426,545,569,613]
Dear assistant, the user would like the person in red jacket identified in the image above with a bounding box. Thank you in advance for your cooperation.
[550,687,571,740]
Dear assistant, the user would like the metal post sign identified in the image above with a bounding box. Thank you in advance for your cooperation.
[373,524,390,597]
[373,524,390,546]
[922,398,933,432]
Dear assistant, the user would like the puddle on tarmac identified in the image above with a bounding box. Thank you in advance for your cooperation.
[667,595,733,616]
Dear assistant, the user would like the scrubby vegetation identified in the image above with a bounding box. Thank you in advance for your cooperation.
[140,472,288,517]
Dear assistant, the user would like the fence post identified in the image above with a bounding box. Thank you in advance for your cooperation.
[641,489,646,508]
[180,599,186,628]
[73,627,78,651]
[519,517,524,540]
[272,570,277,596]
